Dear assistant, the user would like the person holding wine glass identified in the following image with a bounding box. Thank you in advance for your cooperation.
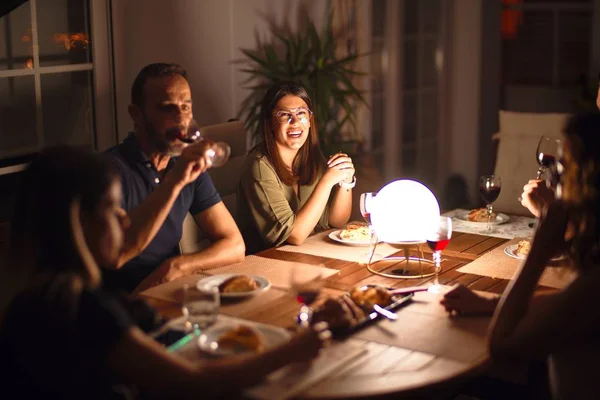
[0,146,328,399]
[105,63,245,293]
[479,175,502,231]
[237,81,354,254]
[520,136,563,218]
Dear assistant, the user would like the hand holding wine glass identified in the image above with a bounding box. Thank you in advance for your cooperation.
[479,175,501,231]
[167,119,231,167]
[536,136,562,179]
[426,217,452,293]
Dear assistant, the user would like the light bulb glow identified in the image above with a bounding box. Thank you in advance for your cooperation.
[370,180,440,243]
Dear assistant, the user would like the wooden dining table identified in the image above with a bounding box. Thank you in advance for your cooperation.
[141,231,515,399]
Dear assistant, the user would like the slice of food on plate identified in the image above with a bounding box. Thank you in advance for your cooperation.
[468,208,496,222]
[216,325,266,353]
[515,239,531,257]
[349,285,393,310]
[339,222,371,242]
[218,275,259,293]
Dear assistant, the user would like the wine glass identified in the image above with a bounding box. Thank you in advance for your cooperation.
[289,264,324,326]
[359,192,380,262]
[426,217,452,293]
[479,175,501,231]
[536,136,562,179]
[168,119,231,167]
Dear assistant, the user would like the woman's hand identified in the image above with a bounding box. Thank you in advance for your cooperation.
[440,284,498,316]
[323,153,355,187]
[520,179,555,218]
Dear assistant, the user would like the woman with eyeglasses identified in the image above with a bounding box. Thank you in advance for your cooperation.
[237,81,354,254]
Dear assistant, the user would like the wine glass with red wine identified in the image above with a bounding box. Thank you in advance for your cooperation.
[290,265,324,324]
[479,175,501,231]
[166,119,231,167]
[536,136,562,179]
[426,217,452,293]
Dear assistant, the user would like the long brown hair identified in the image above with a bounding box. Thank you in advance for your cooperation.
[258,81,323,186]
[561,112,600,270]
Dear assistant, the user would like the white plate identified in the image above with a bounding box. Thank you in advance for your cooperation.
[504,244,566,262]
[198,322,290,356]
[196,274,271,299]
[454,210,510,226]
[328,229,376,247]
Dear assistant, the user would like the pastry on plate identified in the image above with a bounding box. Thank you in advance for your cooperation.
[339,223,371,242]
[349,286,392,310]
[515,240,531,257]
[218,275,259,293]
[217,325,265,353]
[468,208,496,222]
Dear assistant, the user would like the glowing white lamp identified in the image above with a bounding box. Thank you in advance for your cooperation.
[370,179,440,244]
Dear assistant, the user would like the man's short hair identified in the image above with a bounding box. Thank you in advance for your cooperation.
[130,63,188,107]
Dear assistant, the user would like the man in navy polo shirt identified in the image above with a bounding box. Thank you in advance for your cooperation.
[104,63,245,292]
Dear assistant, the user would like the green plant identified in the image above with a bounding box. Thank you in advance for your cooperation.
[238,11,367,155]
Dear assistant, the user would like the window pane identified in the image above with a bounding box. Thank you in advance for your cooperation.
[420,0,441,35]
[421,90,439,141]
[0,2,33,71]
[422,39,438,88]
[372,0,387,37]
[558,11,591,85]
[37,0,92,67]
[404,0,418,35]
[403,39,417,89]
[502,11,554,85]
[403,92,417,145]
[0,76,37,157]
[41,71,94,148]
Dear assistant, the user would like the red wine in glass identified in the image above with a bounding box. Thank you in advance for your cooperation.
[538,153,556,169]
[426,237,450,252]
[296,290,320,306]
[479,185,501,204]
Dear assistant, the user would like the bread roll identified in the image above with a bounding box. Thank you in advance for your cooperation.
[217,325,265,353]
[218,275,259,293]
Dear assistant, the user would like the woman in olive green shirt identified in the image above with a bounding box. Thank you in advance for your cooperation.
[237,81,355,254]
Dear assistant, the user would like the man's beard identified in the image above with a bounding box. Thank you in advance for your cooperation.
[141,113,185,157]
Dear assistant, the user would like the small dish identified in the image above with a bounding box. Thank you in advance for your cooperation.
[454,210,510,226]
[504,244,566,262]
[198,323,290,356]
[328,229,377,247]
[196,274,271,299]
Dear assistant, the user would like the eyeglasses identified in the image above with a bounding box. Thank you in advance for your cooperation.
[273,107,312,124]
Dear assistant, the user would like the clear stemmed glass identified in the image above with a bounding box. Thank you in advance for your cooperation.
[168,119,231,167]
[479,175,502,231]
[289,264,324,326]
[426,217,453,293]
[359,192,380,263]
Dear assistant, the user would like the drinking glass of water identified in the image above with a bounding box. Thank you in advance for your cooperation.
[181,284,219,332]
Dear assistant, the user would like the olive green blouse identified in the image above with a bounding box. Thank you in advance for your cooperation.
[236,147,332,254]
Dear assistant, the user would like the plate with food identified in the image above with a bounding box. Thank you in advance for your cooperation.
[329,223,376,246]
[196,274,271,298]
[306,285,413,337]
[504,239,566,262]
[454,208,510,226]
[198,323,290,356]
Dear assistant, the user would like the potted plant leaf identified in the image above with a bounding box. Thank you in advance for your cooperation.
[237,10,368,157]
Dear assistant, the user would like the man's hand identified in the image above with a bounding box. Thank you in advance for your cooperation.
[520,179,555,218]
[164,141,216,189]
[132,257,186,294]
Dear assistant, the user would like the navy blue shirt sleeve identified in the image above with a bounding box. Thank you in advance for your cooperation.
[189,171,221,215]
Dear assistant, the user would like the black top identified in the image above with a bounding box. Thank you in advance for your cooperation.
[105,134,221,291]
[0,277,133,399]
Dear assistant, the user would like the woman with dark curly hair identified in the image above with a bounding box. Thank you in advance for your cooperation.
[443,112,600,399]
[237,81,354,254]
